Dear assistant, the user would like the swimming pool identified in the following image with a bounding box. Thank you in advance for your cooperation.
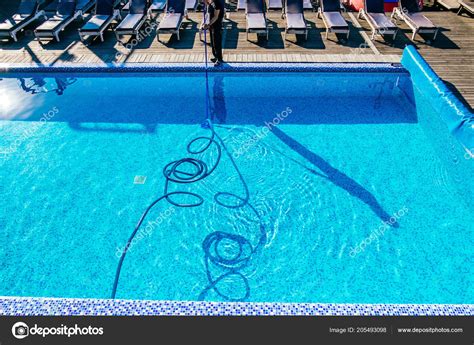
[0,61,473,306]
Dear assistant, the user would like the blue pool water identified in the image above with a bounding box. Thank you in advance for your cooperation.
[0,71,473,304]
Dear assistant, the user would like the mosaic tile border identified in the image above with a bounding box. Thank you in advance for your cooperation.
[0,62,407,74]
[0,297,472,316]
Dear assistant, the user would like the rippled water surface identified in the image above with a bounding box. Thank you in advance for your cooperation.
[0,72,472,303]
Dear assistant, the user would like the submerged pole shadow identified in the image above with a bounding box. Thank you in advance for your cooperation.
[271,126,398,227]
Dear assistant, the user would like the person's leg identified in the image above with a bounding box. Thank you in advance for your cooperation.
[214,22,223,61]
[209,27,217,61]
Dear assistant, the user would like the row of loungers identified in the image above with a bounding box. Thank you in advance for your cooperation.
[238,0,312,10]
[358,0,439,41]
[0,0,195,42]
[391,0,439,40]
[249,0,439,42]
[0,0,442,44]
[0,0,93,42]
[245,0,314,41]
[80,0,192,42]
[435,0,474,15]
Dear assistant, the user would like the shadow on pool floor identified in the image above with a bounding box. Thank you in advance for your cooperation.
[271,126,398,227]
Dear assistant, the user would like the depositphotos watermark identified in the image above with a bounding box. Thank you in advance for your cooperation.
[11,321,103,339]
[349,206,409,258]
[1,106,59,160]
[232,107,292,159]
[115,21,158,60]
[115,205,176,258]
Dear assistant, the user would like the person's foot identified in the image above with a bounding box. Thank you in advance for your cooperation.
[211,58,217,63]
[214,60,222,67]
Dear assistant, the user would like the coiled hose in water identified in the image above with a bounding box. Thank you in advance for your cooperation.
[111,119,268,301]
[111,9,268,300]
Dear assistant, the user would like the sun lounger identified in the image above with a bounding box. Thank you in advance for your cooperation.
[435,0,460,10]
[281,0,312,14]
[44,0,60,13]
[34,0,80,42]
[246,0,268,40]
[284,0,307,40]
[157,0,186,41]
[150,0,167,12]
[358,0,398,40]
[79,0,121,41]
[115,0,149,42]
[45,0,94,14]
[120,0,130,11]
[76,0,97,16]
[318,0,349,39]
[457,0,474,15]
[268,0,283,10]
[0,0,46,42]
[238,0,247,10]
[392,0,438,41]
[120,0,139,13]
[303,0,313,10]
[185,0,198,11]
[124,0,190,12]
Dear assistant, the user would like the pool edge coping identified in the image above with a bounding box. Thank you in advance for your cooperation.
[1,297,472,316]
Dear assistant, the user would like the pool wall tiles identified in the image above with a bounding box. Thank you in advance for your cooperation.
[0,297,473,316]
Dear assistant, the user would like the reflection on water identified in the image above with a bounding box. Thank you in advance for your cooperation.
[18,77,77,95]
[211,76,227,124]
[0,78,34,120]
[0,77,76,120]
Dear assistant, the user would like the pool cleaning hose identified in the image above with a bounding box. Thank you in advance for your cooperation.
[111,14,268,300]
[111,125,220,298]
[111,120,267,300]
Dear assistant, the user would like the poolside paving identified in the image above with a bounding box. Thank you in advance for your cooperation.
[0,0,473,108]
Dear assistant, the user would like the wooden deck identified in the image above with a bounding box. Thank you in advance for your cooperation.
[0,0,473,108]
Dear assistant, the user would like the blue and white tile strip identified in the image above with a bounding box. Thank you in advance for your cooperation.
[0,297,472,316]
